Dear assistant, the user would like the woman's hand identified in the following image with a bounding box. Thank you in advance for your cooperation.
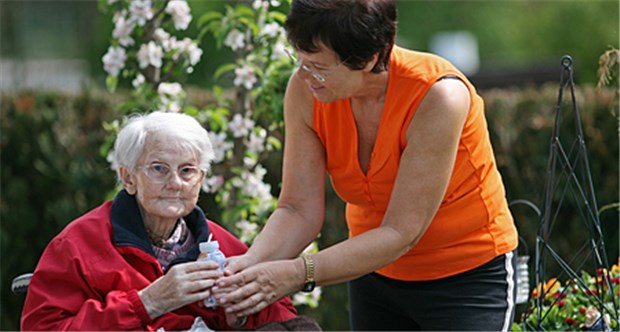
[212,259,305,318]
[223,254,258,276]
[138,260,223,319]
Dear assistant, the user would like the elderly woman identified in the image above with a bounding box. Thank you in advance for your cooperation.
[21,111,297,331]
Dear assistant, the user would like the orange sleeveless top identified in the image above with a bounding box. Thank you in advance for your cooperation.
[312,46,518,281]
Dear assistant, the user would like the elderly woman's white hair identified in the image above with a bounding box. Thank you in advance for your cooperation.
[111,111,215,181]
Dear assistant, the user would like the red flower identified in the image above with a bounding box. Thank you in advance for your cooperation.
[565,318,575,325]
[558,300,565,307]
[579,307,587,314]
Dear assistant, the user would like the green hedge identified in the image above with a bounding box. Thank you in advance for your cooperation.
[0,90,118,329]
[1,84,617,331]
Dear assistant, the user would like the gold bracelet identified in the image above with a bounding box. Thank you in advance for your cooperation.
[301,254,316,292]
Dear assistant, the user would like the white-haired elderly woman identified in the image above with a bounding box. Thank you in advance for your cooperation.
[21,111,297,331]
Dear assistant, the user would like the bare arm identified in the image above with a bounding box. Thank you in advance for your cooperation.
[215,78,471,317]
[225,72,326,271]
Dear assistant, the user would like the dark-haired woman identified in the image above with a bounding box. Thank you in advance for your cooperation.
[214,1,518,330]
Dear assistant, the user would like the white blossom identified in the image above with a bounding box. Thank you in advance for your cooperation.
[102,46,127,77]
[243,156,257,168]
[246,128,266,154]
[231,176,244,189]
[132,74,145,88]
[229,114,255,138]
[168,37,202,65]
[271,39,288,60]
[235,219,259,244]
[234,65,257,90]
[184,40,203,65]
[113,9,126,22]
[202,175,224,193]
[137,41,163,69]
[158,82,183,98]
[107,0,118,4]
[292,287,322,307]
[255,196,274,216]
[260,22,281,39]
[165,0,192,30]
[252,163,267,180]
[154,28,171,47]
[112,15,136,46]
[241,165,272,201]
[224,30,245,51]
[252,0,279,9]
[128,0,153,26]
[157,82,184,113]
[208,131,234,163]
[252,0,265,10]
[107,149,117,170]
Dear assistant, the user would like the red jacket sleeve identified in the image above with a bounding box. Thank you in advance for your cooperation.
[21,237,151,331]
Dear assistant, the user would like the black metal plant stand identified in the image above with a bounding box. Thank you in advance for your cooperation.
[523,55,619,331]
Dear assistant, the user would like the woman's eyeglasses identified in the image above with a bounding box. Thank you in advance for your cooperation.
[139,162,204,184]
[284,48,348,83]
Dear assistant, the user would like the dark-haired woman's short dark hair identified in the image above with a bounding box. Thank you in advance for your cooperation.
[284,0,397,74]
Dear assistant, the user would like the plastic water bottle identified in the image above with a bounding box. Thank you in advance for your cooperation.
[198,240,226,308]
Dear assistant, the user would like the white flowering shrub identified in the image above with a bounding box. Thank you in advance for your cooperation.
[101,0,201,113]
[100,0,320,308]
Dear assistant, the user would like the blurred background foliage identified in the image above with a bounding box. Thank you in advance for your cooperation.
[1,0,618,330]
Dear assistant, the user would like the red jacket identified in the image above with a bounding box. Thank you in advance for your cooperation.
[21,190,297,331]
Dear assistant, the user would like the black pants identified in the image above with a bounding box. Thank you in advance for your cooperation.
[348,251,517,331]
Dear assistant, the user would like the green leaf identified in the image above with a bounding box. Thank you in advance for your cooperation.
[198,11,223,29]
[269,11,287,24]
[106,75,118,93]
[234,5,256,19]
[222,202,252,225]
[213,63,237,80]
[213,85,224,99]
[183,106,199,117]
[267,136,282,150]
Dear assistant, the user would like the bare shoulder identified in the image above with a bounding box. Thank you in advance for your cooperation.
[406,78,471,140]
[284,73,314,127]
[422,78,471,116]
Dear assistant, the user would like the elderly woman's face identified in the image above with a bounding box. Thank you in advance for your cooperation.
[129,135,203,223]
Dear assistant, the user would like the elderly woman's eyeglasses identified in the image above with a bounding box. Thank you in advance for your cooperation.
[139,163,204,184]
[284,48,348,83]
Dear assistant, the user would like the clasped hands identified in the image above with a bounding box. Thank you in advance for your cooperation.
[211,255,305,319]
[139,255,302,328]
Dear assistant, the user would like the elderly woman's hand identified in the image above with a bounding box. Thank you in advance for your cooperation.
[212,259,305,318]
[138,260,223,319]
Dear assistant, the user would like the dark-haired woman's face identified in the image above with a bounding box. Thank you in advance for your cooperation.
[293,45,363,103]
